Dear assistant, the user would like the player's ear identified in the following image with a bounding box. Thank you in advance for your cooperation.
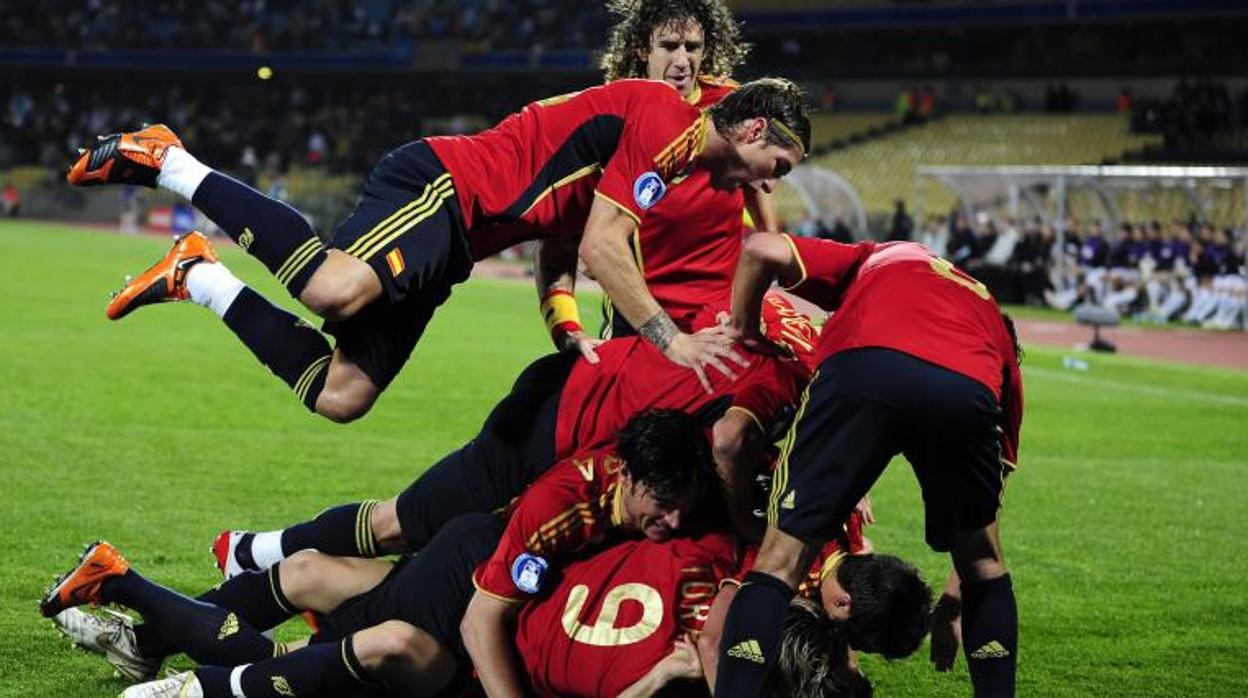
[744,117,768,144]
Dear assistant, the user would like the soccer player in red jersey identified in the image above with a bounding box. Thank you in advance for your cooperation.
[715,234,1025,697]
[68,75,809,422]
[540,0,779,346]
[212,293,815,577]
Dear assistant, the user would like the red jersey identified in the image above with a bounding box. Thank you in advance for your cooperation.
[426,80,706,260]
[781,236,1023,465]
[733,512,865,601]
[613,76,746,331]
[514,531,737,697]
[555,296,815,459]
[473,449,627,603]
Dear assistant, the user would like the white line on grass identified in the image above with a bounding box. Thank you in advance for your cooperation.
[1023,366,1248,408]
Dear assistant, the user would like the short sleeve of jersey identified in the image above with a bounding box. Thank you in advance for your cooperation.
[728,358,807,435]
[783,235,876,309]
[472,457,609,602]
[596,96,706,224]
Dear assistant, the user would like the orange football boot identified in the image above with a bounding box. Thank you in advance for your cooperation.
[106,231,219,320]
[40,541,130,618]
[67,123,183,188]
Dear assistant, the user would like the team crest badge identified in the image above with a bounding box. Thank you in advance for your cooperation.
[511,553,549,594]
[633,171,666,210]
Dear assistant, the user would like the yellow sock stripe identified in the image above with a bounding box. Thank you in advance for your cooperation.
[294,355,332,403]
[355,183,454,262]
[355,500,378,557]
[274,238,325,286]
[769,370,817,525]
[267,567,299,616]
[343,174,451,258]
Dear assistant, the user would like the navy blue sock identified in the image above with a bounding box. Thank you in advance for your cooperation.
[196,566,301,633]
[192,171,327,297]
[194,637,370,698]
[222,287,332,411]
[962,574,1017,697]
[281,501,379,558]
[101,570,274,665]
[714,571,793,697]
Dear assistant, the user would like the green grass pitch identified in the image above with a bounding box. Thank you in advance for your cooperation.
[1,221,1246,696]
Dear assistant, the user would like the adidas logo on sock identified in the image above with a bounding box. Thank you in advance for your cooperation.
[727,639,766,664]
[218,612,239,640]
[970,640,1010,659]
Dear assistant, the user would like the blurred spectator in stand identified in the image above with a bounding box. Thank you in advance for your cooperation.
[917,215,948,257]
[947,210,976,264]
[817,215,854,244]
[820,85,838,112]
[919,85,936,120]
[1116,88,1133,116]
[2,182,19,217]
[896,87,918,123]
[887,198,914,241]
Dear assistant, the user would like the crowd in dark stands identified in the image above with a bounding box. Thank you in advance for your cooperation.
[908,211,1246,329]
[1,74,578,175]
[1131,81,1248,154]
[2,0,606,52]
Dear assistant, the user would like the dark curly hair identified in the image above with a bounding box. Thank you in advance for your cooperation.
[836,554,933,660]
[616,408,718,507]
[600,0,750,83]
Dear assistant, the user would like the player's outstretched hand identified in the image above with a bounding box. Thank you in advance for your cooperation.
[559,329,604,364]
[929,594,962,672]
[665,328,749,393]
[716,311,792,359]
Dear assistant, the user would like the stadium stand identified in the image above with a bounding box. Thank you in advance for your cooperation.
[813,114,1162,216]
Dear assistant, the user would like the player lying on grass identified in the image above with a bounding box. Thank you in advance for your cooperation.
[575,0,781,341]
[46,523,867,698]
[211,294,815,579]
[715,233,1025,697]
[68,75,810,422]
[41,409,717,693]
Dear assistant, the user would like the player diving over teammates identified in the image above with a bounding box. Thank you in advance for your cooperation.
[67,67,810,422]
[41,409,926,697]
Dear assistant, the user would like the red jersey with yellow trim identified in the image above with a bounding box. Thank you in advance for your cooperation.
[555,295,816,459]
[425,79,705,261]
[734,512,865,601]
[622,75,745,331]
[473,449,627,603]
[513,530,737,697]
[781,236,1023,465]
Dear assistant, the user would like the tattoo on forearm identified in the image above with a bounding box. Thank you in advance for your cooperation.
[639,312,679,353]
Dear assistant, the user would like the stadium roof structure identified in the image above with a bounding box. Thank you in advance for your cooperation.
[915,164,1248,232]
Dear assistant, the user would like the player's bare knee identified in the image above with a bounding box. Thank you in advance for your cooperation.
[315,383,378,423]
[371,498,410,554]
[300,251,382,320]
[278,550,330,606]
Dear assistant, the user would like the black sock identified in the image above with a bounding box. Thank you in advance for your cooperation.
[134,569,293,661]
[962,574,1017,697]
[196,637,371,698]
[714,571,792,697]
[222,287,332,411]
[192,171,327,297]
[101,570,273,665]
[281,501,379,558]
[195,566,301,633]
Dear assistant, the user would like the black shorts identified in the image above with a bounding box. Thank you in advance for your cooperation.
[769,348,1008,552]
[395,351,574,549]
[322,140,472,389]
[313,512,504,664]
